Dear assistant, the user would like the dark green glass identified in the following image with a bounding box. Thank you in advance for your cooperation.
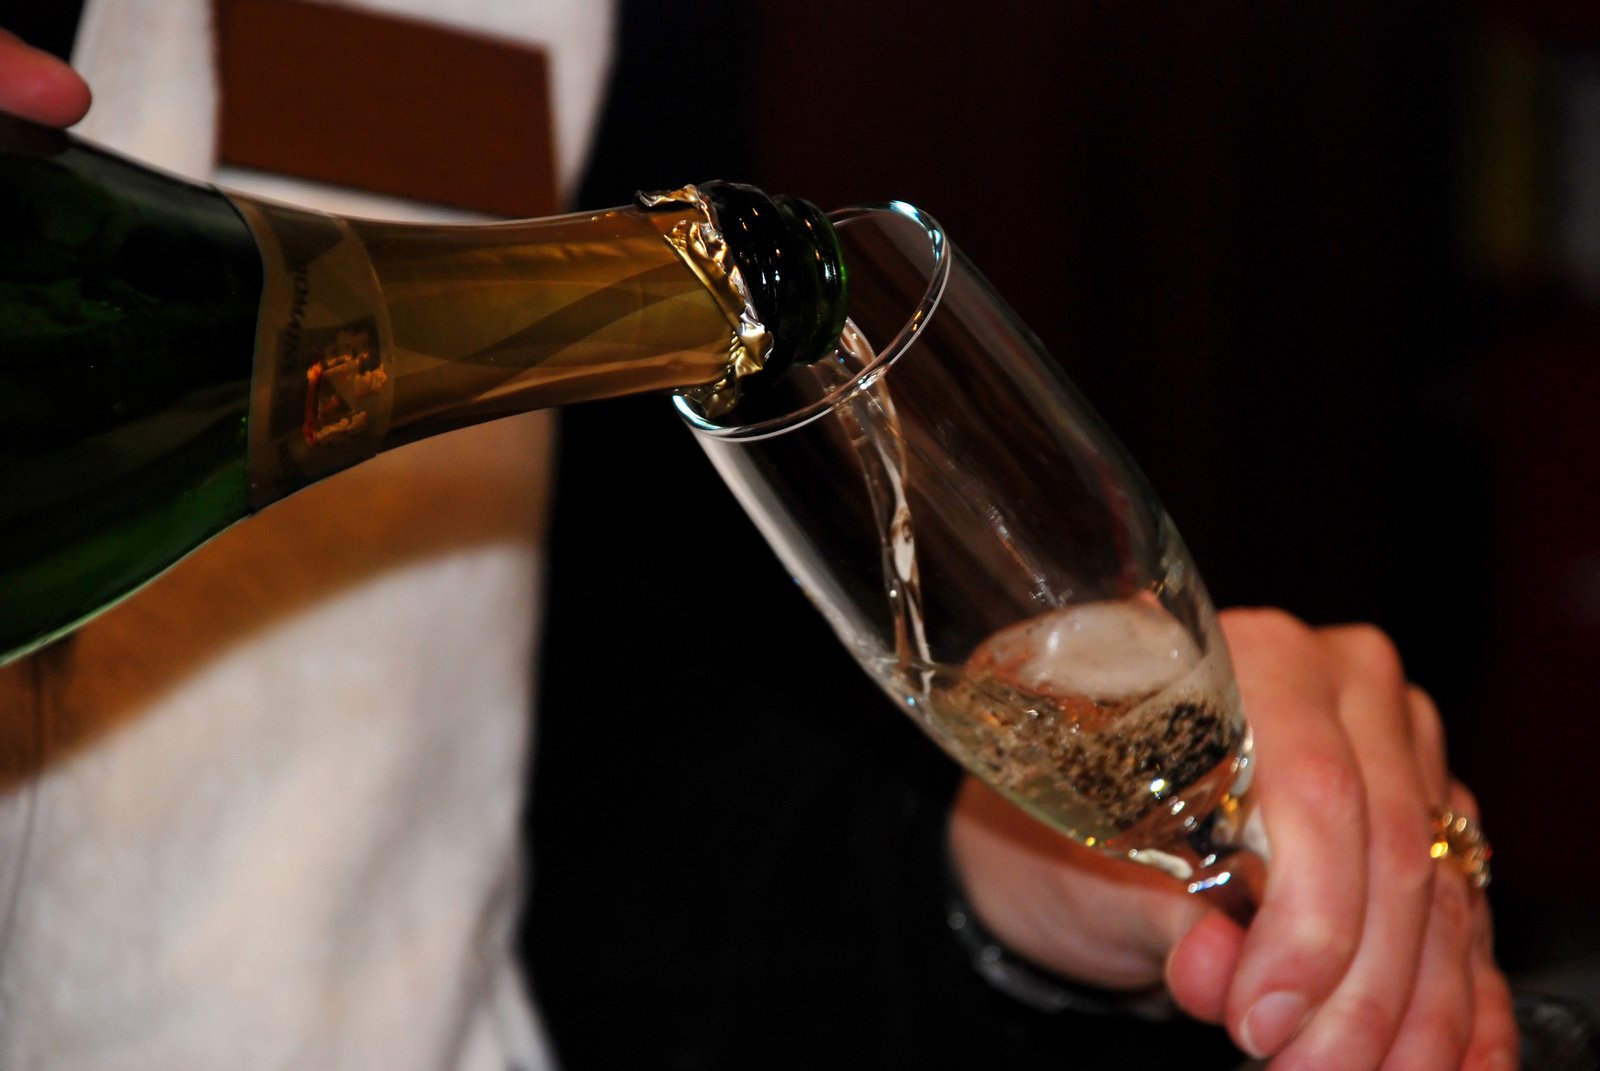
[0,117,848,664]
[0,118,262,664]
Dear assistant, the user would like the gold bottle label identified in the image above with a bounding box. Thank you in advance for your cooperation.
[229,192,394,509]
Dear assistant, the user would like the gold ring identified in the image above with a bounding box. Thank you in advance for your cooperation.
[1430,807,1491,890]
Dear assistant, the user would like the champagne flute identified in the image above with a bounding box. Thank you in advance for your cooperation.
[685,202,1600,1067]
[676,202,1261,893]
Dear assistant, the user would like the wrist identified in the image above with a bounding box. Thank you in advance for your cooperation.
[944,838,1176,1020]
[950,774,1194,978]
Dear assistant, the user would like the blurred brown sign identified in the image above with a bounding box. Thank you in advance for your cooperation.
[214,0,556,217]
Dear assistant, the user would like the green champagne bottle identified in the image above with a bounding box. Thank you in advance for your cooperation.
[0,115,847,665]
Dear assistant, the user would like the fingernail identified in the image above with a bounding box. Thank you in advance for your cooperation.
[1239,991,1309,1058]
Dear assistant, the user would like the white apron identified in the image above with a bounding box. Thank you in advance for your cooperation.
[0,2,614,1067]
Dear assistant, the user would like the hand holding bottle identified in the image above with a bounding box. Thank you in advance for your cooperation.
[0,29,90,128]
[950,609,1519,1068]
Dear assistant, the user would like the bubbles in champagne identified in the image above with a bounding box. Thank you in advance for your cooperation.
[912,598,1244,849]
[831,333,1247,864]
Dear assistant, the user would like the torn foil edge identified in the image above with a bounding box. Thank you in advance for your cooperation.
[638,185,770,417]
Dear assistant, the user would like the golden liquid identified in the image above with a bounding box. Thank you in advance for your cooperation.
[899,602,1244,854]
[351,205,752,440]
[231,191,761,505]
[833,325,1250,874]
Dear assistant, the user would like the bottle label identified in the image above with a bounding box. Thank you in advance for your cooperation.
[227,193,394,508]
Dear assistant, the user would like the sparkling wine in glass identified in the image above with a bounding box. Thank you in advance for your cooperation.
[678,203,1260,891]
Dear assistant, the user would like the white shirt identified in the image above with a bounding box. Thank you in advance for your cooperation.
[0,2,614,1067]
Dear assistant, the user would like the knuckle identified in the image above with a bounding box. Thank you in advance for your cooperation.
[1407,683,1442,731]
[1334,992,1403,1054]
[1450,780,1482,819]
[1282,748,1364,815]
[1226,605,1308,633]
[1371,809,1436,893]
[1431,870,1476,934]
[1385,1010,1472,1071]
[1285,908,1361,969]
[1333,622,1408,690]
[1222,606,1318,652]
[1408,684,1445,755]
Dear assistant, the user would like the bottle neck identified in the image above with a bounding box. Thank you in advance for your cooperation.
[227,185,847,508]
[353,202,760,447]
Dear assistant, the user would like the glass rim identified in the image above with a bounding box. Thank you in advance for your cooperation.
[674,200,951,441]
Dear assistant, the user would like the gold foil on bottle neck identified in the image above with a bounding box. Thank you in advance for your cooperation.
[638,185,770,417]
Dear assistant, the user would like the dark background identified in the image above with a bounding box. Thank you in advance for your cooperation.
[529,1,1600,1066]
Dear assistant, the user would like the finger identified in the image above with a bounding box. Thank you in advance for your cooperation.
[948,777,1200,988]
[1407,684,1450,803]
[1444,780,1502,984]
[1461,876,1516,1070]
[1270,625,1438,1069]
[1165,911,1245,1023]
[1461,944,1520,1070]
[0,30,92,127]
[1216,609,1369,1059]
[1376,856,1480,1071]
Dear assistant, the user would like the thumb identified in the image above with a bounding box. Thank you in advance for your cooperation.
[0,30,92,127]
